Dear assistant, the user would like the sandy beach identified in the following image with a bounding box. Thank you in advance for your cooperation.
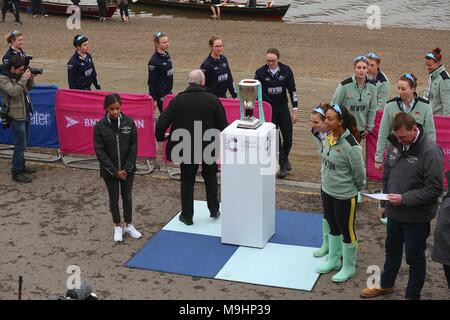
[0,13,450,300]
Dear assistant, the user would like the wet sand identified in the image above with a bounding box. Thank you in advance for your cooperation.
[0,14,449,300]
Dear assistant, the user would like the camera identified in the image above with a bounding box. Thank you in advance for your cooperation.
[0,103,10,129]
[24,55,44,75]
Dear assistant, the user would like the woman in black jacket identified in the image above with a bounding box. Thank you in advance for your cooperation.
[94,94,142,242]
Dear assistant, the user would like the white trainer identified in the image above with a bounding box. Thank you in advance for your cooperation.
[114,226,123,242]
[124,225,142,239]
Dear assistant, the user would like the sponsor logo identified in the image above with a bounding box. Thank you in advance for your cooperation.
[30,112,51,126]
[225,137,238,152]
[65,116,80,128]
[268,87,282,95]
[407,156,418,164]
[322,158,336,170]
[347,92,354,99]
[218,73,228,82]
[167,68,173,77]
[121,125,132,134]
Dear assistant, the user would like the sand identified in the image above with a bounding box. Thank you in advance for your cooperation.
[0,13,449,300]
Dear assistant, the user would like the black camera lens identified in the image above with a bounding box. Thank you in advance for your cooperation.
[29,67,43,75]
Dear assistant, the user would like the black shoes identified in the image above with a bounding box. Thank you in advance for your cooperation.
[210,210,221,218]
[277,163,287,179]
[22,166,36,174]
[286,160,292,171]
[12,173,32,183]
[179,214,193,226]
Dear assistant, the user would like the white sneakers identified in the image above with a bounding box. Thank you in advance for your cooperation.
[114,226,123,242]
[124,225,142,239]
[114,225,142,242]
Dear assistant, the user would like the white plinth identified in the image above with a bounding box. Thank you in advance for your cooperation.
[220,120,276,248]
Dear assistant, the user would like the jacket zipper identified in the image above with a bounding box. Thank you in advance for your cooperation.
[116,132,121,171]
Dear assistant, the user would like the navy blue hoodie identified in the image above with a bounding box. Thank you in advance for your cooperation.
[147,51,173,104]
[200,54,237,98]
[67,51,100,90]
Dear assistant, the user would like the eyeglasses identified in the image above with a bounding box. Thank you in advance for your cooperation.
[354,55,368,62]
[366,52,379,59]
[213,44,223,48]
[331,104,342,115]
[425,52,437,61]
[403,73,415,83]
[313,106,326,117]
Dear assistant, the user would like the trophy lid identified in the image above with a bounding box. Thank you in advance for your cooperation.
[238,79,261,87]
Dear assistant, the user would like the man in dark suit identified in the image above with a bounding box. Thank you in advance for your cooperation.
[155,69,228,225]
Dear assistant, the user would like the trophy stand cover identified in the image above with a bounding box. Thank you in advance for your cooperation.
[220,79,276,248]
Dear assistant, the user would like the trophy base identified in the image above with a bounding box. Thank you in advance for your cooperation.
[237,118,261,130]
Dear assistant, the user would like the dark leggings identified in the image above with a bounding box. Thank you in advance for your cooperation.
[272,105,293,165]
[119,3,129,18]
[321,189,358,244]
[31,0,46,15]
[444,264,450,289]
[103,175,134,225]
[97,0,107,18]
[2,0,20,22]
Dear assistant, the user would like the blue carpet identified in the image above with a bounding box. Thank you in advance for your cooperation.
[269,209,323,248]
[125,230,239,278]
[125,203,324,290]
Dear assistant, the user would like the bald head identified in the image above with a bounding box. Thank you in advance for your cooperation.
[188,69,205,86]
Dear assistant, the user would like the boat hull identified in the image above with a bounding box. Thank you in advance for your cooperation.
[139,0,289,19]
[20,0,117,18]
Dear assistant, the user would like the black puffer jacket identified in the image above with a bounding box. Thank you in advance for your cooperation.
[94,113,137,178]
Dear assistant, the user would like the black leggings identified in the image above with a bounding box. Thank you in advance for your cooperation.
[2,0,20,22]
[31,0,46,15]
[97,0,107,18]
[444,264,450,289]
[321,189,358,244]
[272,106,293,165]
[103,175,134,225]
[119,3,129,17]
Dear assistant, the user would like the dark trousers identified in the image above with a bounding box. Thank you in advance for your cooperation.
[381,218,431,300]
[180,163,219,219]
[444,264,450,289]
[11,118,30,175]
[119,3,129,18]
[272,105,292,166]
[2,0,20,22]
[321,189,358,243]
[97,0,107,18]
[103,175,134,225]
[31,0,46,15]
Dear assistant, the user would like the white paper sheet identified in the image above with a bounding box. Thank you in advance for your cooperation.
[362,193,389,200]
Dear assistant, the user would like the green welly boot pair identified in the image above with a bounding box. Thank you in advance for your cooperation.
[313,219,330,258]
[332,242,357,283]
[316,234,342,274]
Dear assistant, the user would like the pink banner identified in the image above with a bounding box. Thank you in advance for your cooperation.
[55,89,157,158]
[161,94,273,163]
[366,109,450,186]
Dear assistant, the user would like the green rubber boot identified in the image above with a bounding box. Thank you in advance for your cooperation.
[332,242,357,282]
[316,234,342,274]
[313,219,330,257]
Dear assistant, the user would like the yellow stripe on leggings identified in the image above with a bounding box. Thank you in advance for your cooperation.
[349,197,357,244]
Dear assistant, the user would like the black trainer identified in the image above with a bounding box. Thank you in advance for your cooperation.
[277,163,287,179]
[179,214,193,226]
[22,166,36,174]
[12,173,32,183]
[286,160,292,171]
[210,210,220,218]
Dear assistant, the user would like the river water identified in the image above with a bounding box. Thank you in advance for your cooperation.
[130,0,450,30]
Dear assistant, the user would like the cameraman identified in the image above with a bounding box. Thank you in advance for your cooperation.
[0,55,36,183]
[67,35,101,90]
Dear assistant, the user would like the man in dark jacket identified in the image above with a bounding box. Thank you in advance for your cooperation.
[432,170,450,289]
[361,112,444,300]
[155,69,228,225]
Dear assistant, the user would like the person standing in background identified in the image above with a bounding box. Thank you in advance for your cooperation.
[367,52,390,110]
[424,47,450,116]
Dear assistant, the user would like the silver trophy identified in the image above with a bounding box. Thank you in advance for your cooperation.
[237,79,262,129]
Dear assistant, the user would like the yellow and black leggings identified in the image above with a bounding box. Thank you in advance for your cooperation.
[321,189,357,244]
